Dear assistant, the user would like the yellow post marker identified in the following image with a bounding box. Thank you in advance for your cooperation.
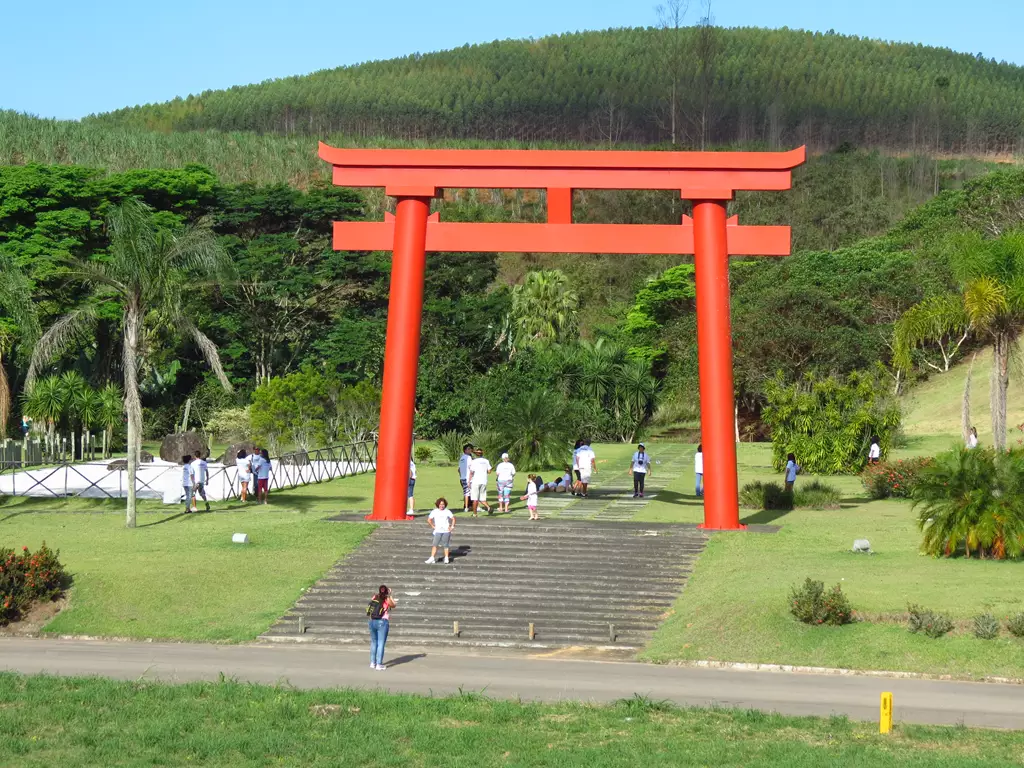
[879,692,893,734]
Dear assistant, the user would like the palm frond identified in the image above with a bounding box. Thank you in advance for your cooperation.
[182,319,233,392]
[26,307,99,388]
[891,293,970,371]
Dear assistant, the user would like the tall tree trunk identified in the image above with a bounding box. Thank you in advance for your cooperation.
[962,352,976,445]
[123,304,143,528]
[991,334,1010,451]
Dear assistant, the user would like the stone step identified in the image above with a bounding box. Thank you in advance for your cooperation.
[297,589,682,608]
[320,559,696,578]
[307,572,691,591]
[264,624,651,644]
[273,615,660,633]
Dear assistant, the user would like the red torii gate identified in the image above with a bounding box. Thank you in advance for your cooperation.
[320,144,806,530]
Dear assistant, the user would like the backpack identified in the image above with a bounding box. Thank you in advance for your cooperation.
[366,595,385,620]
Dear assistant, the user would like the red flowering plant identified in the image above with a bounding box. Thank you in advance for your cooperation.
[862,457,932,499]
[0,542,68,626]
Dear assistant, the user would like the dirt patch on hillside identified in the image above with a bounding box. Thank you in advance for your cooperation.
[0,596,68,637]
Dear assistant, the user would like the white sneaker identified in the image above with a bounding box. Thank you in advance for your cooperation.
[370,663,376,669]
[425,557,435,564]
[376,664,386,671]
[444,557,450,564]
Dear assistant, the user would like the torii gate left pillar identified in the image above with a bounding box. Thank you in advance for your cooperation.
[320,145,806,529]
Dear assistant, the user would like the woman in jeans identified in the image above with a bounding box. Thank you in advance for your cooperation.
[368,584,396,671]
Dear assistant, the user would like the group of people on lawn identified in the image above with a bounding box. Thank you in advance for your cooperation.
[179,446,272,511]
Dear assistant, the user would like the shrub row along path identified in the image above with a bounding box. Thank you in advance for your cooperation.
[2,638,1022,728]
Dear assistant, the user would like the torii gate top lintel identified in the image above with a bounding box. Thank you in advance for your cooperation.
[321,143,806,530]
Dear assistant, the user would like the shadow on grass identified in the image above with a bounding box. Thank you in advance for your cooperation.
[645,489,704,507]
[740,508,793,526]
[137,511,191,528]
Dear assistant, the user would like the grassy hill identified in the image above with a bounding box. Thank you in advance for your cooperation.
[901,346,1024,441]
[85,27,1024,154]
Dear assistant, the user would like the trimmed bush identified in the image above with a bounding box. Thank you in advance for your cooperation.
[793,480,843,510]
[862,457,932,499]
[973,613,1000,640]
[740,481,793,511]
[789,578,855,626]
[0,543,68,626]
[907,604,953,638]
[414,445,434,464]
[1007,613,1024,638]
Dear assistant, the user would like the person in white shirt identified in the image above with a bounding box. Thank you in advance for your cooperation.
[574,441,596,497]
[868,436,881,465]
[407,458,417,518]
[190,451,210,512]
[181,454,195,511]
[468,449,493,516]
[425,497,455,564]
[570,440,583,494]
[630,442,652,498]
[520,474,540,520]
[495,452,517,513]
[694,443,704,497]
[967,426,979,449]
[458,443,474,513]
[236,448,252,502]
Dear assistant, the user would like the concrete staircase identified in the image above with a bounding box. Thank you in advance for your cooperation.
[261,520,707,650]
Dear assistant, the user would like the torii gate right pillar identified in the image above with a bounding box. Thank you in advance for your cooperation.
[693,200,742,530]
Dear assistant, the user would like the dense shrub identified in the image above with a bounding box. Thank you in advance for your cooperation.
[907,604,954,638]
[436,431,470,463]
[789,578,855,626]
[740,481,793,511]
[0,543,68,626]
[205,407,252,445]
[762,369,901,474]
[862,457,932,499]
[1007,613,1024,638]
[973,613,1000,640]
[914,447,1024,559]
[414,445,434,464]
[793,480,843,509]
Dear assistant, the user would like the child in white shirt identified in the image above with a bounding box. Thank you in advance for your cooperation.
[520,474,539,521]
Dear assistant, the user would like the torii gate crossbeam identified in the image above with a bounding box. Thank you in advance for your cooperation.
[320,144,806,530]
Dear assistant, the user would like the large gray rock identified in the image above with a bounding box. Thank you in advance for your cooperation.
[279,451,310,466]
[159,432,208,463]
[217,441,260,466]
[140,450,154,464]
[107,451,155,471]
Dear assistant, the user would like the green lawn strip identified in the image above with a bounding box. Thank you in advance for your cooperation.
[643,442,1024,676]
[2,674,1021,768]
[1,511,372,641]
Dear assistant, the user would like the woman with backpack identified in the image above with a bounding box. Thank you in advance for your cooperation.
[367,584,396,671]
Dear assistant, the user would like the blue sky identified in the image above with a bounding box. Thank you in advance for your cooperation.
[2,0,1021,120]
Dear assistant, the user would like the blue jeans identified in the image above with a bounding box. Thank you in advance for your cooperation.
[183,485,195,509]
[368,618,389,666]
[695,473,703,496]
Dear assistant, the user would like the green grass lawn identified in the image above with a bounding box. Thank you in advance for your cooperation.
[3,674,1022,767]
[0,503,372,641]
[642,441,1024,677]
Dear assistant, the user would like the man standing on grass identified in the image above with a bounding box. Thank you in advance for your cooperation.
[190,450,210,512]
[181,454,195,512]
[575,440,596,497]
[458,443,474,513]
[468,448,492,516]
[425,497,455,564]
[629,442,651,498]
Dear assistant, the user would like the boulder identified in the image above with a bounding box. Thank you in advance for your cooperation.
[140,450,154,464]
[106,451,155,471]
[218,441,260,466]
[159,432,208,463]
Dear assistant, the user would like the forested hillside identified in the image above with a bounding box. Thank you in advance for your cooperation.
[87,27,1024,154]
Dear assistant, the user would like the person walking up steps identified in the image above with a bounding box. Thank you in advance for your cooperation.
[190,451,210,512]
[366,585,396,671]
[520,474,540,520]
[458,443,473,513]
[425,497,455,564]
[630,442,652,498]
[495,452,516,514]
[575,440,596,497]
[694,443,704,497]
[181,454,195,511]
[407,457,417,518]
[468,448,492,516]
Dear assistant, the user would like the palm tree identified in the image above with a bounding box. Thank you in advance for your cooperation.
[894,230,1024,450]
[98,383,124,459]
[499,390,573,470]
[22,375,65,458]
[613,360,659,443]
[510,270,579,347]
[0,253,39,432]
[27,199,233,528]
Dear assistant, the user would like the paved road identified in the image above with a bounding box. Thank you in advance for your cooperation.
[2,638,1022,729]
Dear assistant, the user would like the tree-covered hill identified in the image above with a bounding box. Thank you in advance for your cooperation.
[86,27,1024,154]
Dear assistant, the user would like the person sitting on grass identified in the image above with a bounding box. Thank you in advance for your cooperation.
[425,497,455,564]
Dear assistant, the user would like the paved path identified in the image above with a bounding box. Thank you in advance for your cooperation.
[2,638,1021,729]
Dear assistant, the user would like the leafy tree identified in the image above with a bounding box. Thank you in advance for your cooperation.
[249,369,330,454]
[510,270,579,349]
[0,251,38,431]
[762,369,902,474]
[914,447,1024,559]
[98,383,124,457]
[894,230,1024,450]
[27,199,233,528]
